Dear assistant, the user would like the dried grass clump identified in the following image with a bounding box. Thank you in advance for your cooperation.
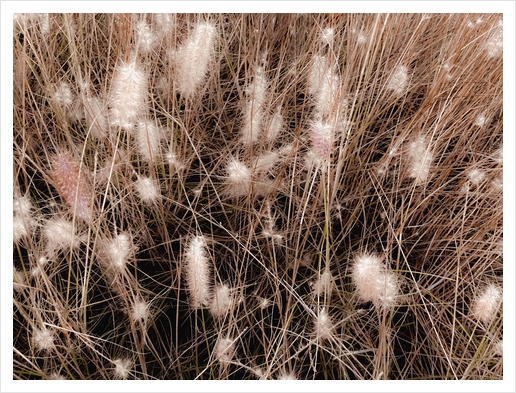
[12,12,504,382]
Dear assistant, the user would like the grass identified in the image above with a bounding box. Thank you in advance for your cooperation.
[9,11,506,383]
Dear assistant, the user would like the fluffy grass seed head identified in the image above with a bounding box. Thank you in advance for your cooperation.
[103,233,134,272]
[312,270,333,297]
[43,218,81,253]
[352,253,398,308]
[486,22,502,58]
[214,336,235,363]
[134,176,160,203]
[185,235,211,308]
[83,96,108,140]
[131,298,150,322]
[52,152,92,222]
[225,159,252,198]
[135,19,156,54]
[175,22,217,98]
[33,327,55,352]
[136,120,160,163]
[407,135,433,185]
[210,283,233,318]
[313,308,335,341]
[471,283,502,325]
[51,81,73,109]
[308,120,334,166]
[109,59,147,129]
[467,168,486,187]
[387,64,409,95]
[113,358,132,379]
[241,66,268,145]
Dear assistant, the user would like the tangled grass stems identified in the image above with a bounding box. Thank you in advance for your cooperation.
[9,12,506,383]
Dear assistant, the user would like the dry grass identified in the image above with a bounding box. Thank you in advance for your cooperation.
[10,12,506,383]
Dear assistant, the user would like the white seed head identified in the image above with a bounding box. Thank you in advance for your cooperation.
[109,59,147,129]
[136,120,160,162]
[52,82,73,109]
[226,159,252,197]
[321,27,334,45]
[131,298,150,322]
[43,218,80,252]
[214,337,235,363]
[33,327,55,352]
[185,235,211,308]
[13,195,33,218]
[313,308,334,341]
[83,96,108,140]
[486,24,503,58]
[493,339,503,357]
[471,283,502,324]
[308,55,328,96]
[135,176,160,203]
[104,233,133,271]
[254,151,280,174]
[13,268,26,292]
[467,168,486,187]
[175,22,217,98]
[113,358,132,379]
[407,135,433,185]
[210,284,233,318]
[154,13,176,37]
[474,113,487,127]
[312,270,333,297]
[352,253,398,308]
[276,370,297,380]
[309,120,334,164]
[165,152,185,171]
[135,19,156,54]
[241,67,268,145]
[387,65,409,95]
[266,106,283,142]
[14,214,31,242]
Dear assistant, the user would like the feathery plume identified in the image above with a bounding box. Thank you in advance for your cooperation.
[225,159,252,198]
[407,135,433,185]
[387,65,409,96]
[471,283,502,324]
[486,22,502,58]
[352,253,398,308]
[52,152,92,222]
[109,59,147,129]
[312,270,333,297]
[313,308,334,341]
[131,298,150,322]
[103,233,133,271]
[135,19,156,54]
[33,327,55,352]
[134,176,160,203]
[52,82,73,109]
[308,120,334,166]
[214,337,235,363]
[113,358,132,379]
[83,96,108,140]
[136,120,160,163]
[185,235,211,308]
[210,284,233,318]
[43,218,81,253]
[266,106,283,142]
[175,22,217,98]
[241,66,268,145]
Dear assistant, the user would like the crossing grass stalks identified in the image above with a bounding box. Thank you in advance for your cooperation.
[12,13,503,380]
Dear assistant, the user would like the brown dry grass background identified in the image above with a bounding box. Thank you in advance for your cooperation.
[9,10,510,384]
